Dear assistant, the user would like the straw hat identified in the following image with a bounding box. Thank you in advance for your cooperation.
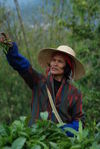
[38,45,85,80]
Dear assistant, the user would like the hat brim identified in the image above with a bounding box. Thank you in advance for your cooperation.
[38,48,85,80]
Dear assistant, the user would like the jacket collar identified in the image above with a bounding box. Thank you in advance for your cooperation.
[46,71,67,103]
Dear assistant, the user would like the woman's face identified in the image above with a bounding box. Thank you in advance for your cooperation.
[50,53,66,81]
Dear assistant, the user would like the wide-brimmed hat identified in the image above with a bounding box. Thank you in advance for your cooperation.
[38,45,85,80]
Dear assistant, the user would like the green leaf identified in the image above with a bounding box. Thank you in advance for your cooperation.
[19,116,26,123]
[36,141,49,149]
[31,145,41,149]
[70,144,81,149]
[0,125,9,137]
[90,142,100,149]
[95,132,100,142]
[63,127,78,136]
[79,121,82,134]
[24,115,31,126]
[11,137,26,149]
[77,121,83,141]
[40,111,48,120]
[49,142,59,149]
[2,147,11,149]
[31,124,38,133]
[57,122,65,128]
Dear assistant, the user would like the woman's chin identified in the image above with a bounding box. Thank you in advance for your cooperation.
[50,71,57,75]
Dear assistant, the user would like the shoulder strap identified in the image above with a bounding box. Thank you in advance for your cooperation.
[46,85,63,123]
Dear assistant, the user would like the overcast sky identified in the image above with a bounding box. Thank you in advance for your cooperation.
[0,0,41,8]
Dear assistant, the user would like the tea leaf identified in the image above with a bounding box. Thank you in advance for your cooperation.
[70,144,81,149]
[49,141,59,149]
[40,111,48,120]
[31,145,41,149]
[11,137,26,149]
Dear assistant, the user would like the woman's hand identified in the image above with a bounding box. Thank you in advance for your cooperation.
[0,32,12,46]
[0,32,12,54]
[60,121,79,137]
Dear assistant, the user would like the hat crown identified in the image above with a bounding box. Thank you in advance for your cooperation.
[57,45,76,57]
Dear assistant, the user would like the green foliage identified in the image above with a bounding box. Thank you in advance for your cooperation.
[0,55,31,123]
[0,115,100,149]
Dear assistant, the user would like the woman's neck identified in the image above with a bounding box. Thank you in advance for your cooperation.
[53,75,63,82]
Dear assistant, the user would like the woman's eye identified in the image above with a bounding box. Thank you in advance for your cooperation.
[52,59,56,62]
[59,60,63,63]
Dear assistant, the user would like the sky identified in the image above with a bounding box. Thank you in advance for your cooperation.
[0,0,41,8]
[0,0,46,25]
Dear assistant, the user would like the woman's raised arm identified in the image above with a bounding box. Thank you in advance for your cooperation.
[0,33,43,89]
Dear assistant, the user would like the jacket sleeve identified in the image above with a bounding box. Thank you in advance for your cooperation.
[71,90,85,127]
[60,120,79,137]
[61,90,85,137]
[6,42,42,89]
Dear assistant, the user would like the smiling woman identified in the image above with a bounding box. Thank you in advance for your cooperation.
[0,33,85,137]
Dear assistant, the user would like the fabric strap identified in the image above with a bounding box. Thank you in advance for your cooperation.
[46,85,63,123]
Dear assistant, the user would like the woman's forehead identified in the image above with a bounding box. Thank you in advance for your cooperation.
[52,52,68,59]
[52,51,63,56]
[52,54,65,60]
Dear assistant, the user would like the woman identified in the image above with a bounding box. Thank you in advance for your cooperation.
[0,33,85,137]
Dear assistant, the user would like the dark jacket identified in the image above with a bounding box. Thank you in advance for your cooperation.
[6,42,84,136]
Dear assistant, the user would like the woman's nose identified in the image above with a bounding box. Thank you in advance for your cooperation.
[54,60,58,66]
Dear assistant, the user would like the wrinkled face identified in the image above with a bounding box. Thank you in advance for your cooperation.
[50,53,66,80]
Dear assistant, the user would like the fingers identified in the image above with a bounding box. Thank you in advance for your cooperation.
[0,32,8,39]
[0,32,12,47]
[0,33,5,43]
[0,36,5,43]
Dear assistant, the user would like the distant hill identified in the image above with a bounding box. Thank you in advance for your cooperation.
[0,0,71,26]
[0,0,43,24]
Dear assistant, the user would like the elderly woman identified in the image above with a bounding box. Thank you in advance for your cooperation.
[0,33,85,137]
